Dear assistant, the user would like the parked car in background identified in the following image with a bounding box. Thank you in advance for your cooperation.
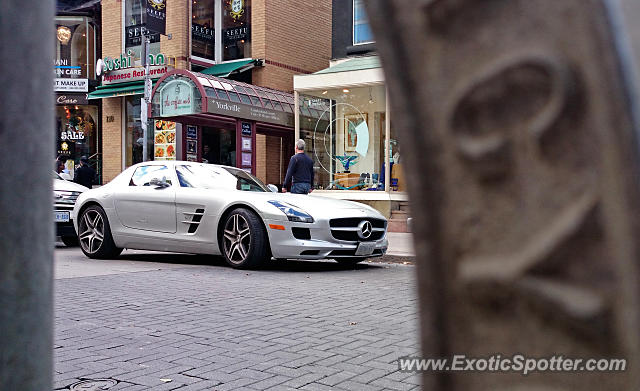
[73,161,388,268]
[54,171,89,246]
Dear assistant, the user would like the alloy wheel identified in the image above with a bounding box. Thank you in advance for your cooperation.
[223,214,252,264]
[79,209,105,254]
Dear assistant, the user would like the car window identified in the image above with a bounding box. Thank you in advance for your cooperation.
[176,164,225,189]
[175,164,268,192]
[221,167,269,192]
[129,165,173,186]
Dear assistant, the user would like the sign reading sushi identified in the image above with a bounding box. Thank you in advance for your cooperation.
[160,79,195,116]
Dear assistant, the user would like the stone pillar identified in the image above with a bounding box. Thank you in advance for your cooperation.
[366,0,640,389]
[0,0,54,390]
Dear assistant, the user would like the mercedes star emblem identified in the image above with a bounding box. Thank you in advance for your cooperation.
[358,220,373,239]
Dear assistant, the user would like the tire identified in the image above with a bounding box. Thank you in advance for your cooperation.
[221,208,269,269]
[60,235,79,247]
[335,258,365,267]
[78,205,123,259]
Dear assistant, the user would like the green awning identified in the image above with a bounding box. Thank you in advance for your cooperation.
[313,56,381,75]
[200,59,257,77]
[87,80,156,99]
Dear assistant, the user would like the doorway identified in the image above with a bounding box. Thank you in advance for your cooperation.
[201,126,236,166]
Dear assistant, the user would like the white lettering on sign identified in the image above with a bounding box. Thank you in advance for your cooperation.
[213,101,241,112]
[54,78,88,92]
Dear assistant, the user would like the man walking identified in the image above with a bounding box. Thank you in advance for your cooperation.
[74,156,96,189]
[283,139,314,194]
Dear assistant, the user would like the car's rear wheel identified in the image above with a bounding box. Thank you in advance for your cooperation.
[61,235,79,247]
[78,205,122,259]
[222,208,268,269]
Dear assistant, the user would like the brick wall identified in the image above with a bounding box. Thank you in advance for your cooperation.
[101,98,123,182]
[252,1,332,92]
[101,1,123,182]
[161,0,189,69]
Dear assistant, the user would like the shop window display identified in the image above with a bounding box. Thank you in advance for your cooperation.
[55,106,98,178]
[299,85,388,191]
[125,96,153,167]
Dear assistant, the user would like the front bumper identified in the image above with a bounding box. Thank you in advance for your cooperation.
[265,218,388,260]
[55,205,76,237]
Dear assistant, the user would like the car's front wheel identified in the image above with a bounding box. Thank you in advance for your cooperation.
[78,205,122,259]
[221,208,269,269]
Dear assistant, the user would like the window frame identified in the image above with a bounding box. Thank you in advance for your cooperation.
[191,0,253,64]
[352,0,374,46]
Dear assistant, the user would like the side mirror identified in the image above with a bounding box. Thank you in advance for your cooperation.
[267,184,278,193]
[149,178,170,189]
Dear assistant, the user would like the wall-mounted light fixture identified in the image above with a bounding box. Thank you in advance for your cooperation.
[57,26,72,45]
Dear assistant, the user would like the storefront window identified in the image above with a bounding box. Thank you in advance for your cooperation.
[125,0,161,60]
[192,0,216,61]
[353,0,373,45]
[191,0,251,63]
[125,96,153,167]
[55,105,99,175]
[222,0,251,61]
[55,16,96,79]
[299,85,387,191]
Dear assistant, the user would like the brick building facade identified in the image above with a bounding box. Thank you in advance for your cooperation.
[94,0,331,183]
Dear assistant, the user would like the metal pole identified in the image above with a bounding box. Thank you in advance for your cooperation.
[0,0,54,390]
[141,35,151,161]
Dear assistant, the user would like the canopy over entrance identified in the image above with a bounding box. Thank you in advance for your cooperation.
[150,70,303,127]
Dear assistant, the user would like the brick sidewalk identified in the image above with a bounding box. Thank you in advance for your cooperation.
[54,259,420,390]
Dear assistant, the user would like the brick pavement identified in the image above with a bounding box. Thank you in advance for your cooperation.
[54,255,420,390]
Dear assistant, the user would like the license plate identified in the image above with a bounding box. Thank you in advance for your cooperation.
[55,211,70,222]
[355,242,376,256]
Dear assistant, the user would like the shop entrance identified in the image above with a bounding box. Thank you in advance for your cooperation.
[255,128,294,191]
[201,126,236,166]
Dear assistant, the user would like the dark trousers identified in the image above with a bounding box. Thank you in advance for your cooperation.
[291,182,311,194]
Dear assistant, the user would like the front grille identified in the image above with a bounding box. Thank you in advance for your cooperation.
[329,218,386,242]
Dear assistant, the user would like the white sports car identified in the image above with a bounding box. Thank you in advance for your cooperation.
[72,161,388,268]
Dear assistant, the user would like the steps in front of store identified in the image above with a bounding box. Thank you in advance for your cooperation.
[388,201,411,233]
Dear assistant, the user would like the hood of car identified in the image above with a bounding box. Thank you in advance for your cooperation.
[54,178,89,192]
[267,193,384,219]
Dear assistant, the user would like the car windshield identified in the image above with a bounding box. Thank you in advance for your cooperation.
[53,171,62,180]
[176,164,269,192]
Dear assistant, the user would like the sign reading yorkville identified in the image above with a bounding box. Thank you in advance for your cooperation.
[160,80,195,116]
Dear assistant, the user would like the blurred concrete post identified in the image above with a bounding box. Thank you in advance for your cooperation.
[366,0,640,389]
[0,1,54,390]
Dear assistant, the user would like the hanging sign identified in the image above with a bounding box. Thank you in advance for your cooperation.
[145,0,167,35]
[160,79,195,116]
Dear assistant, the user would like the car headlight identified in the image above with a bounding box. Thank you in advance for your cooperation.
[54,190,81,204]
[268,200,314,223]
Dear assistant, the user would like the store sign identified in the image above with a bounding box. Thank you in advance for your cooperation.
[207,98,294,127]
[126,24,160,47]
[54,58,82,76]
[241,122,251,136]
[55,78,88,92]
[160,80,195,116]
[145,0,167,35]
[56,94,88,105]
[223,27,249,43]
[230,0,244,21]
[99,50,168,74]
[192,23,214,42]
[102,65,171,85]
